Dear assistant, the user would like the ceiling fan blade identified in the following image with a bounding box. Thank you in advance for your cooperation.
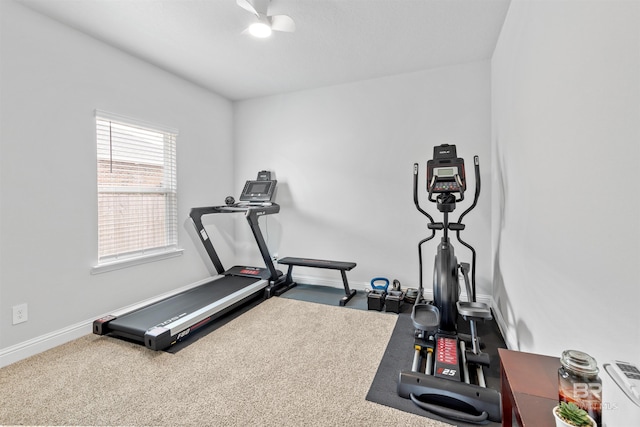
[236,0,258,16]
[270,14,295,32]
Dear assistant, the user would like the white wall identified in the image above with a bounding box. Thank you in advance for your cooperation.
[8,0,637,370]
[233,62,492,298]
[492,0,640,363]
[0,1,234,359]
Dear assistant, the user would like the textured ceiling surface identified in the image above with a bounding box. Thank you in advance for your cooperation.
[17,0,511,100]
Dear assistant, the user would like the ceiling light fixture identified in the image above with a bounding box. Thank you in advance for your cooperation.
[248,21,272,38]
[237,0,295,38]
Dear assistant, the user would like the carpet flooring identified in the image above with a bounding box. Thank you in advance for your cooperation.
[0,296,451,427]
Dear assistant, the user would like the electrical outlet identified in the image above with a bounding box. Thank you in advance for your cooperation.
[12,303,28,325]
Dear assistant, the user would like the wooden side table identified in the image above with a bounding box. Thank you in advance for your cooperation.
[499,348,560,426]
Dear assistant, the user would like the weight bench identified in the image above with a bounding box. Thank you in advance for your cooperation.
[276,257,357,306]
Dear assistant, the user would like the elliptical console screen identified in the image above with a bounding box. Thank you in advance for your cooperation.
[427,144,466,193]
[434,167,457,177]
[239,180,277,203]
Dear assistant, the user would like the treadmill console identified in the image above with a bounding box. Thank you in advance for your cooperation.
[239,170,277,204]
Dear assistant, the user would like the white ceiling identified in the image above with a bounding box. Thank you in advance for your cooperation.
[17,0,511,101]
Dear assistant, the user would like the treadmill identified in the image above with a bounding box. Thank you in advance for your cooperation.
[93,172,285,350]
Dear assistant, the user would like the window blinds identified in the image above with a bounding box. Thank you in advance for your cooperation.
[95,111,178,263]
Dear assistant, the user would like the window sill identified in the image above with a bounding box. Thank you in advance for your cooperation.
[90,248,184,275]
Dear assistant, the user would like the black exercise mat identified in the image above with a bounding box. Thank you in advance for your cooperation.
[278,283,369,310]
[366,312,506,426]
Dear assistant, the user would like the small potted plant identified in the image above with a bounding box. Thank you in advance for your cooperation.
[552,402,596,427]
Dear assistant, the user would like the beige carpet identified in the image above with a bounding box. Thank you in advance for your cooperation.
[0,297,452,426]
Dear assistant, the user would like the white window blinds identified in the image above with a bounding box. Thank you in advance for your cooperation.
[95,111,178,265]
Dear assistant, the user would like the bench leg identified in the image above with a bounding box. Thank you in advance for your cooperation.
[273,265,297,296]
[285,265,294,285]
[339,270,357,306]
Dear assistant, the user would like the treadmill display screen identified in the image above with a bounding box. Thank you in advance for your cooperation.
[246,182,269,194]
[239,180,276,202]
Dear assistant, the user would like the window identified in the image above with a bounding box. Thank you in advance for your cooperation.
[93,110,180,272]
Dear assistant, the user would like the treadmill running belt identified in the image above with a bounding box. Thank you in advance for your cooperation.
[108,276,260,337]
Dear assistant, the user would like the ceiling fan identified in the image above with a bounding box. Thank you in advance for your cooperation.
[237,0,296,38]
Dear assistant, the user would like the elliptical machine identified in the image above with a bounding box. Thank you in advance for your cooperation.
[397,144,501,424]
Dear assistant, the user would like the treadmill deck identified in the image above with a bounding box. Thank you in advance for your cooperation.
[108,275,263,337]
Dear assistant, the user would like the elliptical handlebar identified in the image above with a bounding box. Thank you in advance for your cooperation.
[413,163,435,224]
[454,154,481,301]
[457,155,481,224]
[414,163,436,296]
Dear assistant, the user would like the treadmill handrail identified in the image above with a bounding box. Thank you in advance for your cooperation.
[189,203,281,280]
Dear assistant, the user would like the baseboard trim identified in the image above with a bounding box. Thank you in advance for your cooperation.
[0,320,92,368]
[489,296,515,350]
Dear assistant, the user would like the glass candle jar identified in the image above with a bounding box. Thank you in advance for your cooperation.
[558,349,602,426]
